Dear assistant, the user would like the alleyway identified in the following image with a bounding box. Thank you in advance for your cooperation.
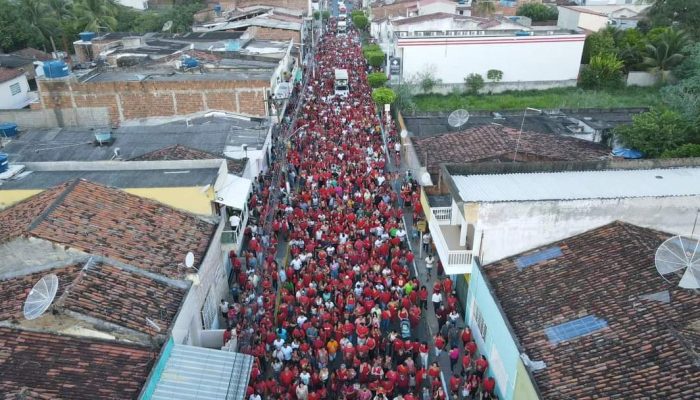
[226,10,491,400]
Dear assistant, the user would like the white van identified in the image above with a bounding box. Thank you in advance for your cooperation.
[337,20,347,36]
[334,69,349,96]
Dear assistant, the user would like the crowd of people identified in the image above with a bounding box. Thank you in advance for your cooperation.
[221,18,499,400]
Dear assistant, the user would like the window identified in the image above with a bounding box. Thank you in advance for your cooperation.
[545,315,608,344]
[10,82,21,96]
[201,288,218,330]
[472,303,488,342]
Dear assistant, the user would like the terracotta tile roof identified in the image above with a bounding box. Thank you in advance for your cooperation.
[11,48,52,61]
[0,327,153,399]
[61,263,186,334]
[130,144,248,174]
[0,264,81,322]
[0,179,216,279]
[483,221,700,399]
[413,125,610,174]
[0,67,25,83]
[0,262,186,334]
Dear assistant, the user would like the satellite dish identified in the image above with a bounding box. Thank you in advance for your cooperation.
[23,274,59,320]
[448,109,470,128]
[162,20,174,32]
[655,235,700,289]
[185,251,195,269]
[400,129,408,139]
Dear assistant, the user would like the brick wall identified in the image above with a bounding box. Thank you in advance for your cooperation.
[38,77,269,126]
[247,26,301,43]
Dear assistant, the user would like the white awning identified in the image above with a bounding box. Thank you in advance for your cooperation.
[150,344,254,400]
[215,174,252,210]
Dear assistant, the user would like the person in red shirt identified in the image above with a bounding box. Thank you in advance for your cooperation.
[461,326,472,348]
[466,340,477,357]
[475,355,489,378]
[449,373,461,397]
[434,334,445,356]
[462,353,472,376]
[443,277,453,295]
[483,376,496,395]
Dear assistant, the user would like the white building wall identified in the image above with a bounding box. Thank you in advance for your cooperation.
[115,0,148,10]
[473,195,700,264]
[0,75,30,110]
[398,35,585,84]
[577,12,608,32]
[419,2,456,15]
[170,219,228,346]
[556,7,582,30]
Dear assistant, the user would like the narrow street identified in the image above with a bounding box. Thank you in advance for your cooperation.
[232,6,477,400]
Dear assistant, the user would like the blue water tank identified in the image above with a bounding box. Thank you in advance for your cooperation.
[79,31,96,42]
[214,4,222,15]
[226,39,241,52]
[182,57,199,69]
[0,122,18,137]
[515,31,533,36]
[42,60,70,78]
[0,153,8,173]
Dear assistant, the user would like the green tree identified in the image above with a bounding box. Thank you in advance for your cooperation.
[352,14,369,30]
[661,143,700,158]
[74,0,118,32]
[372,87,397,105]
[486,69,503,83]
[579,54,625,90]
[615,28,646,71]
[367,72,388,88]
[642,28,691,77]
[661,75,700,126]
[351,10,364,19]
[0,0,43,52]
[464,73,485,94]
[614,109,690,157]
[362,44,382,58]
[516,3,558,22]
[366,51,385,69]
[416,69,441,93]
[646,0,700,40]
[19,0,59,51]
[673,42,700,80]
[581,29,616,64]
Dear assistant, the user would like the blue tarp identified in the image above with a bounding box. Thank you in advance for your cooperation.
[612,148,644,159]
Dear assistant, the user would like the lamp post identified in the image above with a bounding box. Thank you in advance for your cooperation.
[513,107,542,162]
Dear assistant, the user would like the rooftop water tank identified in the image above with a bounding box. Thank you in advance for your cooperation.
[0,153,8,174]
[515,31,533,36]
[0,122,18,137]
[79,31,96,42]
[214,4,222,16]
[42,60,70,78]
[226,39,241,52]
[182,57,199,69]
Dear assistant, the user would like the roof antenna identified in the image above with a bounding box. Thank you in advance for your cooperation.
[23,274,59,320]
[654,234,700,290]
[447,109,470,130]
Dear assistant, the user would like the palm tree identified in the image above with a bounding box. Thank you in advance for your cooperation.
[642,29,690,80]
[74,0,118,33]
[46,0,75,54]
[19,0,59,51]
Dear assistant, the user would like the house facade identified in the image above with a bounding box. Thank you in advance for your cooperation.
[0,69,32,109]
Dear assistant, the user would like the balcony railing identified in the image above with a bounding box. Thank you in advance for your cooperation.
[221,229,240,246]
[430,207,452,225]
[428,215,473,275]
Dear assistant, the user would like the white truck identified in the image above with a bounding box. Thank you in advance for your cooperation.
[334,69,349,96]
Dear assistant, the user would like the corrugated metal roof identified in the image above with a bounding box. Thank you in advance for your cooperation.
[454,168,700,202]
[150,344,253,400]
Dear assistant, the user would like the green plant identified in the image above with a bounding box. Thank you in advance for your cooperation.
[661,75,700,123]
[661,143,700,158]
[393,83,416,113]
[486,69,503,83]
[366,51,385,68]
[614,109,690,158]
[647,0,700,41]
[367,72,388,88]
[362,44,382,58]
[351,10,364,19]
[416,69,441,93]
[642,28,691,77]
[516,3,558,22]
[464,73,485,94]
[372,87,397,105]
[579,54,625,90]
[352,14,369,30]
[581,29,617,64]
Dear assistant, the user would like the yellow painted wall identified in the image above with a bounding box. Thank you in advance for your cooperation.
[0,190,42,210]
[514,359,541,400]
[0,187,215,215]
[420,188,431,222]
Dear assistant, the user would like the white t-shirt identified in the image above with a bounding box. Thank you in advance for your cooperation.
[431,292,443,303]
[229,215,241,228]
